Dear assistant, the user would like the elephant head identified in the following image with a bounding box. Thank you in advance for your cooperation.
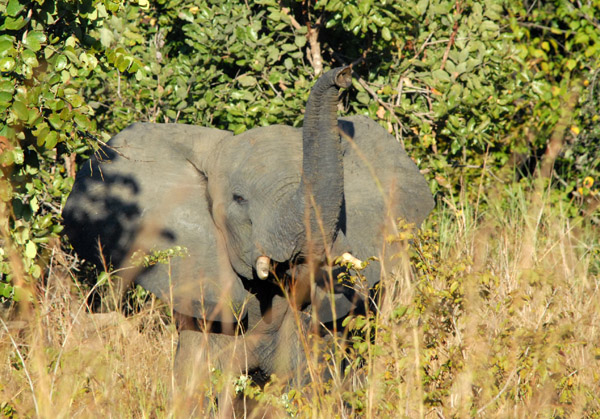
[63,67,433,327]
[198,67,352,283]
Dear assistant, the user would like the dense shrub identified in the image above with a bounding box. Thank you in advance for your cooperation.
[0,0,598,338]
[1,0,599,416]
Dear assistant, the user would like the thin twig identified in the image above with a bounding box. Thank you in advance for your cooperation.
[116,69,122,99]
[408,31,434,62]
[518,21,574,35]
[280,4,302,30]
[576,9,600,30]
[476,346,531,416]
[395,77,404,107]
[358,79,395,116]
[440,1,462,71]
[262,75,282,97]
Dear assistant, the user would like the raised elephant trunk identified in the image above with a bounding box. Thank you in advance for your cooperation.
[299,66,352,255]
[264,67,352,268]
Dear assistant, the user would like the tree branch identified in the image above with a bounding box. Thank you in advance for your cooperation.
[440,1,462,71]
[280,2,323,75]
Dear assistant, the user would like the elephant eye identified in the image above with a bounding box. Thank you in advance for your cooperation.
[233,193,247,204]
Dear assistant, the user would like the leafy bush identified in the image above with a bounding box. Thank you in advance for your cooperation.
[1,0,598,319]
[0,0,598,414]
[77,0,600,207]
[1,0,102,301]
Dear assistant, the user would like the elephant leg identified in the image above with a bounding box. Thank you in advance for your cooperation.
[253,294,351,388]
[173,296,314,412]
[249,295,312,386]
[173,313,262,415]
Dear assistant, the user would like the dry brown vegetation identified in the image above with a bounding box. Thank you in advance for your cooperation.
[1,181,599,417]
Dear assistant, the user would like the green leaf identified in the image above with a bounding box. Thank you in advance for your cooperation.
[12,147,23,164]
[358,0,371,15]
[30,196,39,212]
[238,74,257,87]
[281,43,297,52]
[416,0,429,15]
[73,112,90,129]
[21,49,39,67]
[0,150,14,166]
[356,91,370,104]
[370,13,385,27]
[0,57,16,72]
[65,93,84,108]
[12,101,29,120]
[2,16,27,31]
[54,55,68,71]
[432,69,450,82]
[6,0,25,17]
[0,283,13,298]
[0,91,12,105]
[48,113,63,129]
[99,27,115,48]
[393,305,408,320]
[0,38,15,57]
[27,108,41,125]
[382,27,391,41]
[25,241,36,259]
[294,35,306,48]
[0,80,14,92]
[34,124,50,146]
[44,131,58,149]
[23,31,46,52]
[480,21,499,33]
[30,264,42,279]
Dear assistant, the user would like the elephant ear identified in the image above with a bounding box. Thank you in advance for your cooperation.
[310,115,434,325]
[63,123,249,322]
[339,115,434,287]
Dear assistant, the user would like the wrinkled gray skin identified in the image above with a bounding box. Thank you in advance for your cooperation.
[63,67,433,393]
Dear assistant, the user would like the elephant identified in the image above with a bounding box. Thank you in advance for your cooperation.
[62,67,434,399]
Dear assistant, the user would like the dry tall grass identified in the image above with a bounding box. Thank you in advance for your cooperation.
[1,181,599,417]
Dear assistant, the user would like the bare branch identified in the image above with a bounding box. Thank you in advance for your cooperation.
[306,21,323,75]
[280,6,302,30]
[280,2,323,75]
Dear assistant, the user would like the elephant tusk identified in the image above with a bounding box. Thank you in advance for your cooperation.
[256,256,270,279]
[341,252,363,268]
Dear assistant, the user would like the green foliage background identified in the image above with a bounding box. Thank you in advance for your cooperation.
[0,0,598,311]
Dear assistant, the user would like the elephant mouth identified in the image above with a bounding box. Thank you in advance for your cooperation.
[254,252,363,282]
[253,253,303,282]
